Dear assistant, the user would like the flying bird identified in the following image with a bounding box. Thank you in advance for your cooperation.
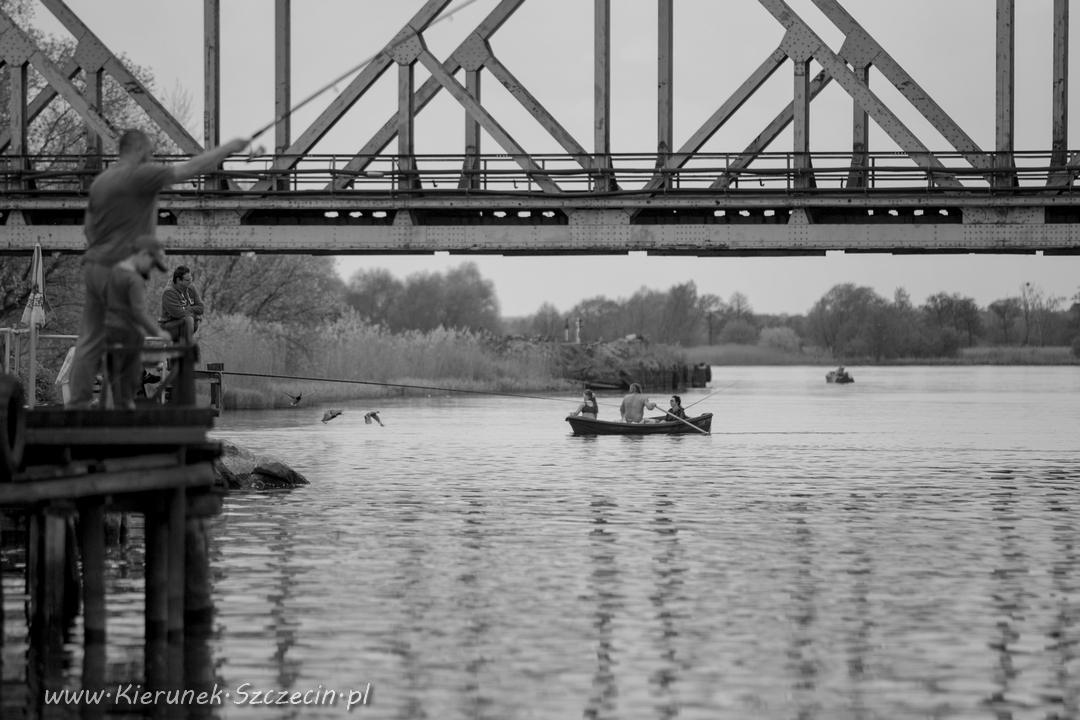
[284,391,312,407]
[364,411,384,427]
[321,409,343,424]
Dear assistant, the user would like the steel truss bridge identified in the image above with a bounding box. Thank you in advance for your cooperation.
[2,0,1080,256]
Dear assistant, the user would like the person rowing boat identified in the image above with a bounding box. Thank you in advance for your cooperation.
[619,383,657,423]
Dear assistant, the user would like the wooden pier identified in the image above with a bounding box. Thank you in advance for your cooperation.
[0,347,224,716]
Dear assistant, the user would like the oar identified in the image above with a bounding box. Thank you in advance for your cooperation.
[654,407,710,435]
[683,381,739,411]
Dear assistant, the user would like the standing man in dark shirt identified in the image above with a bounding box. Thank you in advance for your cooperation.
[159,265,204,343]
[66,129,248,408]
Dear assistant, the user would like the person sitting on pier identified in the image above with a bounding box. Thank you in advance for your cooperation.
[619,383,657,423]
[570,389,599,419]
[159,265,204,344]
[66,129,249,409]
[105,236,173,409]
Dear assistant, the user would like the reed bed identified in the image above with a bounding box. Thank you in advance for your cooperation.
[197,314,574,410]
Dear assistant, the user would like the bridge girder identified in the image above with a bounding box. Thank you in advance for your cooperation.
[1,0,1080,256]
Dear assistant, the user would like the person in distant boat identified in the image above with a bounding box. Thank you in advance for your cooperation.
[159,265,204,344]
[570,389,599,419]
[619,383,657,423]
[666,395,687,420]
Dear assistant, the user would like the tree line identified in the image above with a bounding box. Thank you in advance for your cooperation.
[509,281,1080,358]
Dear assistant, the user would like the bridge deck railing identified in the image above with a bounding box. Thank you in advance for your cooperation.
[1,151,1076,197]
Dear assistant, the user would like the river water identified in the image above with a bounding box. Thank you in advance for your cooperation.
[3,365,1080,719]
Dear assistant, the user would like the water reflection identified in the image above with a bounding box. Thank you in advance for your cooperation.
[584,496,620,720]
[648,493,682,720]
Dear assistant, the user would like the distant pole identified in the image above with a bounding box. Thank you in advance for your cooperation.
[575,318,582,344]
[564,319,570,343]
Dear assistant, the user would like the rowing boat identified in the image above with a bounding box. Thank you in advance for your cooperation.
[565,413,713,436]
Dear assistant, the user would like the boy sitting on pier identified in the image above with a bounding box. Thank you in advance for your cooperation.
[104,236,172,409]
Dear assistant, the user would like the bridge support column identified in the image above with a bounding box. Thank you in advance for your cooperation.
[995,0,1016,188]
[7,60,28,190]
[1052,0,1069,174]
[594,0,613,191]
[204,0,223,190]
[275,0,291,191]
[657,0,673,184]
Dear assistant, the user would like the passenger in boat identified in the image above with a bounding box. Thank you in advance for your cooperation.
[620,383,657,423]
[666,395,687,420]
[570,389,599,419]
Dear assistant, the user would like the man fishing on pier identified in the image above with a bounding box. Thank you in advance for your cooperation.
[66,129,248,409]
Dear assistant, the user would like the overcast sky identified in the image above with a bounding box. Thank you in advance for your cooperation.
[28,0,1080,316]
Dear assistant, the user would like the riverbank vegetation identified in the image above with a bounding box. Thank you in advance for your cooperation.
[198,314,573,410]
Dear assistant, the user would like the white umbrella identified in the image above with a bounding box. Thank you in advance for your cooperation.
[20,244,45,408]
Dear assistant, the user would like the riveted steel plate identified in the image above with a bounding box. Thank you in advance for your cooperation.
[73,40,110,73]
[780,27,821,63]
[389,29,424,65]
[0,28,35,66]
[451,33,490,72]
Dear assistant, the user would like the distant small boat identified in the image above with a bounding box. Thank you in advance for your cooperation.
[826,370,854,384]
[566,413,712,436]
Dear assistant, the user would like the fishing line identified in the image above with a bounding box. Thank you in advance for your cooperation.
[683,381,739,410]
[246,0,484,146]
[216,370,727,411]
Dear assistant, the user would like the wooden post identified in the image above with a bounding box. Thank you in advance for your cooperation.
[79,500,106,645]
[184,517,213,632]
[145,492,169,689]
[168,486,185,643]
[41,511,67,627]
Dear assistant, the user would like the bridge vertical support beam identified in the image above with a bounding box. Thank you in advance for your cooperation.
[847,64,870,188]
[995,0,1015,187]
[793,59,811,189]
[274,0,291,190]
[204,0,222,189]
[1052,0,1069,169]
[82,68,103,189]
[594,0,612,191]
[462,69,481,189]
[657,0,674,180]
[397,60,417,190]
[7,60,27,188]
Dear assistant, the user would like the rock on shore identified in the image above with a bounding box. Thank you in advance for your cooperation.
[214,439,310,490]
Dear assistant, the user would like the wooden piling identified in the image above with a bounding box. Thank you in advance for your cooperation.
[144,491,169,688]
[167,487,185,643]
[184,517,213,631]
[41,511,66,627]
[79,499,106,645]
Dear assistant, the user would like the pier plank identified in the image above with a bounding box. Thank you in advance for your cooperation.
[0,463,215,505]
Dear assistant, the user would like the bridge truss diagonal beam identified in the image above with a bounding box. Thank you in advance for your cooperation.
[250,0,454,192]
[643,45,788,192]
[0,11,117,150]
[757,0,963,189]
[415,43,561,193]
[712,70,832,190]
[323,0,526,192]
[39,0,203,154]
[811,0,989,171]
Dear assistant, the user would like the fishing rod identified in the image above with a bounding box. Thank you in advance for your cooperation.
[682,381,739,410]
[245,0,484,147]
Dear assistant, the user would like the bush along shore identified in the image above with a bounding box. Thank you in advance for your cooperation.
[195,316,709,410]
[199,314,578,410]
[685,343,1080,366]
